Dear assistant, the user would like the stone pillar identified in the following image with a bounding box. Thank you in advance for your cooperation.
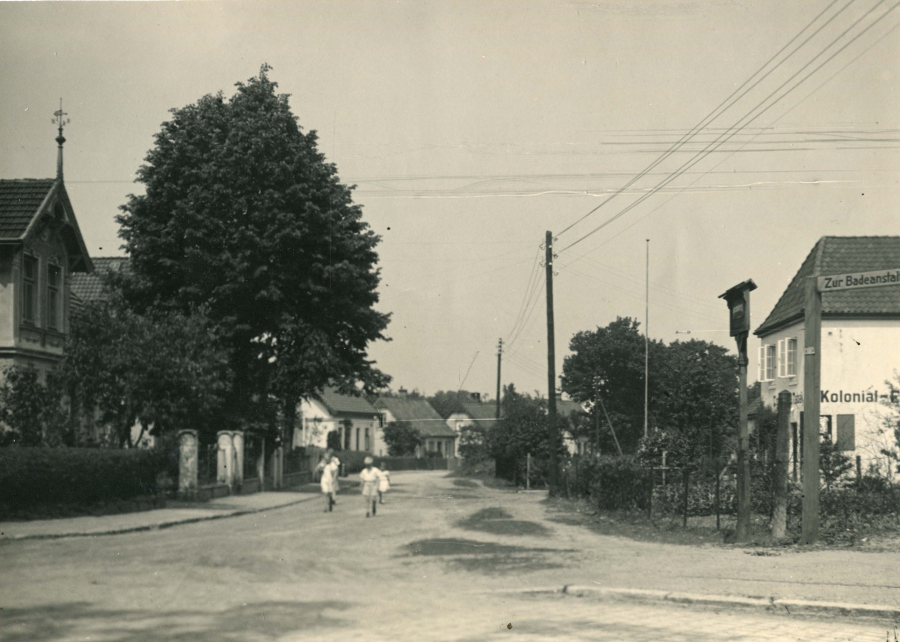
[177,429,199,500]
[231,431,244,490]
[217,431,234,490]
[269,446,284,490]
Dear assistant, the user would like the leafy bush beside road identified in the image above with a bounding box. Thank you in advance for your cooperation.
[0,447,177,519]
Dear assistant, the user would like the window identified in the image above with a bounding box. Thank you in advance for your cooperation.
[47,264,61,330]
[758,344,776,381]
[777,338,798,378]
[23,255,37,323]
[364,428,370,452]
[355,427,360,451]
[836,415,855,451]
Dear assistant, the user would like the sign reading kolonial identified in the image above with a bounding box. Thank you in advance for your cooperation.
[818,268,900,292]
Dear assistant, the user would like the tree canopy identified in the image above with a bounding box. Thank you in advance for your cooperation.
[116,66,390,429]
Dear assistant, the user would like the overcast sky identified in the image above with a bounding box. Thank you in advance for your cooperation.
[1,0,898,398]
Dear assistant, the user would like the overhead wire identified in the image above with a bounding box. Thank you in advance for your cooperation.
[559,0,900,254]
[555,0,850,237]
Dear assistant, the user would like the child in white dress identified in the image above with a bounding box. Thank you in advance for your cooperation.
[316,453,340,512]
[359,456,381,517]
[378,464,391,504]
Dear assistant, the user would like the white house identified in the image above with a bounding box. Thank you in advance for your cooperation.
[754,236,900,474]
[375,394,456,457]
[296,386,386,456]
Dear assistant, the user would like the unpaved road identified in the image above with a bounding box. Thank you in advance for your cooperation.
[1,471,896,641]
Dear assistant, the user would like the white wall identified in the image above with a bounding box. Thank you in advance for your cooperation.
[296,399,386,456]
[758,319,900,474]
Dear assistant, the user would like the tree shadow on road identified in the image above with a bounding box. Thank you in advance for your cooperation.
[0,600,353,642]
[457,507,552,537]
[405,537,572,576]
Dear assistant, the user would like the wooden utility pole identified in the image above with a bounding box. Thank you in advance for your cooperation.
[545,231,559,494]
[719,280,756,543]
[495,338,503,420]
[802,276,822,545]
[772,390,792,539]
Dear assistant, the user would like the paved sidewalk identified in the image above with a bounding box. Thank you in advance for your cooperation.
[0,490,319,541]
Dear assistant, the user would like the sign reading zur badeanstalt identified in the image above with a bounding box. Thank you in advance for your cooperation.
[818,268,900,292]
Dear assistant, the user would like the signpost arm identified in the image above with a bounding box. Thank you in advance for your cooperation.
[801,276,822,545]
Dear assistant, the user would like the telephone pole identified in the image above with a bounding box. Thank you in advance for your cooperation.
[644,239,649,439]
[495,338,503,420]
[545,231,559,493]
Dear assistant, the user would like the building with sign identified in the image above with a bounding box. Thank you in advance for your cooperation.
[754,236,900,473]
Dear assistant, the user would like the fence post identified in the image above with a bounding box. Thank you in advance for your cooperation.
[232,430,244,492]
[715,463,721,531]
[177,429,199,500]
[772,390,792,539]
[217,431,234,491]
[856,455,862,485]
[682,468,690,528]
[526,453,531,490]
[647,466,654,519]
[257,436,266,488]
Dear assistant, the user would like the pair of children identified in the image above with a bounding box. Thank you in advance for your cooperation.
[359,457,390,517]
[316,449,341,512]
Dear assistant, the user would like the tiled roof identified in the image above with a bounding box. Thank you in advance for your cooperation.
[317,386,379,417]
[557,399,586,418]
[755,236,900,336]
[455,401,501,430]
[69,257,129,303]
[0,179,56,239]
[375,397,455,437]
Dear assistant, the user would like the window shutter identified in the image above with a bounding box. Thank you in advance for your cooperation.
[836,415,855,451]
[777,340,785,378]
[758,346,765,381]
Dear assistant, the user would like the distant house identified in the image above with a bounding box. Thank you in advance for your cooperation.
[0,175,93,381]
[69,257,128,305]
[297,386,385,455]
[754,236,900,472]
[445,399,500,458]
[376,394,456,458]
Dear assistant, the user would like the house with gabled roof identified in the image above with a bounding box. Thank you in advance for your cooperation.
[754,236,900,472]
[445,398,500,458]
[0,131,93,380]
[296,385,385,455]
[376,393,456,458]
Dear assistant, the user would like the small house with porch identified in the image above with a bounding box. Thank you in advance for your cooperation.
[376,395,456,458]
[296,386,385,455]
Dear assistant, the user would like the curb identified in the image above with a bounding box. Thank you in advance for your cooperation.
[1,494,319,543]
[503,586,900,622]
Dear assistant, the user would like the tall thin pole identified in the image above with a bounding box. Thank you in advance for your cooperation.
[801,276,822,544]
[495,338,503,420]
[644,239,649,439]
[545,231,559,493]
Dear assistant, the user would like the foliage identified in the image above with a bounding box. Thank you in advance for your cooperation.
[0,446,177,519]
[61,294,231,446]
[116,65,390,431]
[561,317,667,454]
[326,430,341,451]
[0,367,69,447]
[819,434,854,491]
[586,456,651,511]
[879,373,900,473]
[382,421,423,457]
[457,424,489,461]
[487,384,561,461]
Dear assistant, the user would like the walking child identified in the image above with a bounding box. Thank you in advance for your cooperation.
[378,463,391,504]
[316,451,340,512]
[359,456,381,517]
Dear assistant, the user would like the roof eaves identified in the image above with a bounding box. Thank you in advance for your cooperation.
[19,180,57,242]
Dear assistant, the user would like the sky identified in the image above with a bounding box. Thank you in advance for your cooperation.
[1,0,899,399]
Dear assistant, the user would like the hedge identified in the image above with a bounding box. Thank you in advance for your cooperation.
[0,446,178,518]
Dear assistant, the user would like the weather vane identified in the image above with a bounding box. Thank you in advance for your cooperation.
[52,98,70,179]
[52,98,69,137]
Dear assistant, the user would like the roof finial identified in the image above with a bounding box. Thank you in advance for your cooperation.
[52,98,69,180]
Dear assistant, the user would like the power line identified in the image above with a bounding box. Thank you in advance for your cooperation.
[559,13,900,268]
[555,0,850,237]
[559,0,900,254]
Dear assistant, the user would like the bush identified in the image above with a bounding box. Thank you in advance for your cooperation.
[585,456,651,512]
[0,446,178,519]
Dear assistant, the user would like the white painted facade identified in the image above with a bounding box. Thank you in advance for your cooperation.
[757,318,900,474]
[295,398,387,456]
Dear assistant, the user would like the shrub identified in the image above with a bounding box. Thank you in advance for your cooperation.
[585,456,651,512]
[0,446,178,519]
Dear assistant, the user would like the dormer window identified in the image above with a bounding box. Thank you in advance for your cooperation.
[47,264,61,330]
[23,255,37,324]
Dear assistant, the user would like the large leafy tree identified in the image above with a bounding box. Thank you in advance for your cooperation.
[561,317,666,454]
[382,421,423,457]
[62,295,230,447]
[117,66,390,428]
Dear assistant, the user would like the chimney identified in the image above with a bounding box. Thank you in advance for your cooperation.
[470,392,481,402]
[398,387,408,399]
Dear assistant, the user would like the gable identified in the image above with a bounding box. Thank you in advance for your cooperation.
[755,236,900,337]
